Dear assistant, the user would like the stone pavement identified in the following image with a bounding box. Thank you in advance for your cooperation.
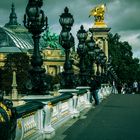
[52,94,140,140]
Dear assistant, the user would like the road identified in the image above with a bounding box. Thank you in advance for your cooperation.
[53,94,140,140]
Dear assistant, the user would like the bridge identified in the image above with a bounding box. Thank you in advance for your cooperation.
[0,1,140,140]
[1,86,140,140]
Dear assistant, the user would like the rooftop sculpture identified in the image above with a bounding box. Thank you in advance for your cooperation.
[89,4,107,28]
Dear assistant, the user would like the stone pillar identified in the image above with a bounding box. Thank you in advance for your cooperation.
[43,104,55,139]
[89,28,111,60]
[99,65,101,74]
[57,66,59,74]
[12,71,18,99]
[44,65,48,73]
[93,63,96,75]
[104,38,109,61]
[47,66,50,74]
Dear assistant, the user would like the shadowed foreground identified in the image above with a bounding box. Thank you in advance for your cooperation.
[54,94,140,140]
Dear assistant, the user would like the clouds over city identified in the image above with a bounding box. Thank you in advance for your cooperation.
[0,0,140,58]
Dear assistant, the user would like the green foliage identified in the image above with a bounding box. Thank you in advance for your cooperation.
[108,33,140,83]
[1,53,30,94]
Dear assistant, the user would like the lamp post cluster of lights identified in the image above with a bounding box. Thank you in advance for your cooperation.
[77,28,108,85]
[24,0,49,94]
[59,8,108,87]
[23,0,111,94]
[59,7,75,89]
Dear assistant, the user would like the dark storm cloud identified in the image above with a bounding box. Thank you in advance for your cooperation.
[107,0,140,32]
[137,35,140,39]
[87,0,111,5]
[0,0,140,57]
[43,0,92,26]
[1,0,140,32]
[0,0,28,26]
[0,1,27,8]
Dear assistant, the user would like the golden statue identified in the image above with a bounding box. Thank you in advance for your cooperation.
[89,4,107,27]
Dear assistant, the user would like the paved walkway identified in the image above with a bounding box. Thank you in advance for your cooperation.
[52,94,140,140]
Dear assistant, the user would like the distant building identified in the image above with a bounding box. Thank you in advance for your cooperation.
[0,3,33,67]
[0,3,79,75]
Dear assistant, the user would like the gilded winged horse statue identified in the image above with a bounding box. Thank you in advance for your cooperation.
[89,4,107,27]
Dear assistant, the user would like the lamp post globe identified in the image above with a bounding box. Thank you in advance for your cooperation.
[77,25,87,42]
[86,37,95,52]
[59,7,74,32]
[24,0,47,35]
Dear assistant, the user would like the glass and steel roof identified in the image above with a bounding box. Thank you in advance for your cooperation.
[0,26,33,53]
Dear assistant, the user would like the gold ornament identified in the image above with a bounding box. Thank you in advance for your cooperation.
[89,4,107,27]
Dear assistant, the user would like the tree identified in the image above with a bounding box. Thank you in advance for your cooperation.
[108,33,140,83]
[1,53,30,94]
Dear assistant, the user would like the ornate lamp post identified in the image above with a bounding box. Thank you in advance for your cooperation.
[102,55,107,74]
[86,36,96,77]
[100,54,107,83]
[23,0,48,95]
[59,7,75,89]
[94,46,101,76]
[96,56,100,76]
[97,50,105,81]
[77,25,88,86]
[99,50,105,75]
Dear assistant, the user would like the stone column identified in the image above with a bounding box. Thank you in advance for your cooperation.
[12,71,18,99]
[43,104,55,139]
[104,38,109,61]
[93,63,97,75]
[89,27,111,61]
[57,66,60,74]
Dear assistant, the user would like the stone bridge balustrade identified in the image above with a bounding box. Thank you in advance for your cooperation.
[58,89,79,118]
[0,85,112,140]
[76,87,92,109]
[98,84,112,103]
[13,88,92,139]
[14,101,45,140]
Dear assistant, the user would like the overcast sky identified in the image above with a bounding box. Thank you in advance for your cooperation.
[0,0,140,58]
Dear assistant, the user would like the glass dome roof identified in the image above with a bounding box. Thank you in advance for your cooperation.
[0,26,33,53]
